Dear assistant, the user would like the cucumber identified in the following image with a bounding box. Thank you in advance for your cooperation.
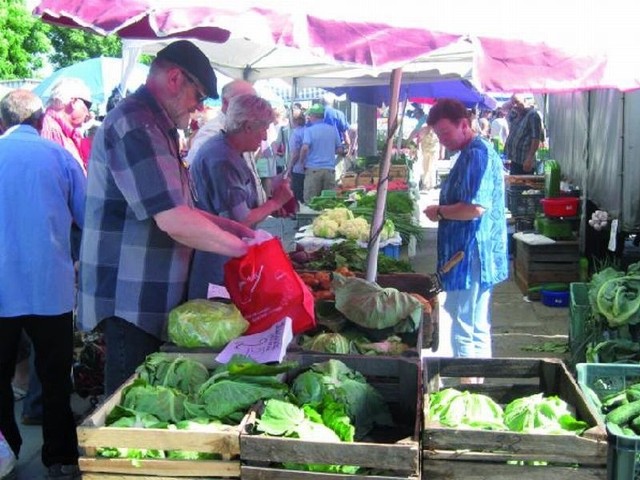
[606,399,640,426]
[527,282,570,294]
[627,389,640,402]
[631,415,640,434]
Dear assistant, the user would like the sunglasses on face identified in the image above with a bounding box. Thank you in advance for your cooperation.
[75,98,92,110]
[180,69,207,105]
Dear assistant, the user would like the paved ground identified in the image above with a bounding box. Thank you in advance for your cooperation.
[12,181,571,478]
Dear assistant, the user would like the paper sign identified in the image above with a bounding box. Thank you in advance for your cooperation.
[215,317,293,364]
[207,283,230,300]
[608,219,619,252]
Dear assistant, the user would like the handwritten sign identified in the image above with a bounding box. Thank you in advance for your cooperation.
[215,317,293,364]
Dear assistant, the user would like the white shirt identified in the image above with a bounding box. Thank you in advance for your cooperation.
[185,112,226,165]
[490,117,509,143]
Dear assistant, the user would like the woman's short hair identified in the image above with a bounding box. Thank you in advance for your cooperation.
[427,98,470,127]
[47,77,91,108]
[225,94,275,133]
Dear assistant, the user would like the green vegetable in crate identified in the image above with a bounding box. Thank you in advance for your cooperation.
[428,388,506,430]
[256,399,360,474]
[605,399,640,427]
[588,262,640,327]
[300,332,353,354]
[503,393,587,434]
[136,352,210,397]
[290,359,393,440]
[168,299,249,348]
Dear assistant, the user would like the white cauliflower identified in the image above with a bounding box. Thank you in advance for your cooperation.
[312,216,340,238]
[322,207,354,227]
[339,217,370,241]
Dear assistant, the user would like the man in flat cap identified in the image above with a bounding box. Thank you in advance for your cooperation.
[78,40,255,395]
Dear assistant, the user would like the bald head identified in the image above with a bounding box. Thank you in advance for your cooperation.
[0,89,44,130]
[221,80,256,112]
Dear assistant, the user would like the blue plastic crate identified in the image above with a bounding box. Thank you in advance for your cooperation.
[381,244,400,259]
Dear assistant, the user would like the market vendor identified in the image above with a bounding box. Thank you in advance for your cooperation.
[300,103,343,203]
[78,40,255,396]
[423,99,508,379]
[504,94,545,175]
[188,94,295,299]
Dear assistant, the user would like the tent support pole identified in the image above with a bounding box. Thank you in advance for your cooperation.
[365,67,403,282]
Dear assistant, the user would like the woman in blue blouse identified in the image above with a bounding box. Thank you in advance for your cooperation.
[423,99,508,372]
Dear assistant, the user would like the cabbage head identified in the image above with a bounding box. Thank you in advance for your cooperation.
[301,333,352,354]
[168,299,249,348]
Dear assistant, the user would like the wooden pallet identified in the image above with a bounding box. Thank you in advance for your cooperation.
[422,357,607,480]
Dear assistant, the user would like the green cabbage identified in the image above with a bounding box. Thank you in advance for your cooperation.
[503,393,587,434]
[301,333,352,354]
[168,299,249,348]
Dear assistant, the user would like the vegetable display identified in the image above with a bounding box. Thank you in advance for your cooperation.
[95,354,397,473]
[588,262,640,327]
[428,388,587,435]
[583,380,640,437]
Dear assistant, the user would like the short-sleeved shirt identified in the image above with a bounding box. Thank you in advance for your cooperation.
[78,86,194,339]
[302,122,341,170]
[437,136,508,291]
[324,106,349,142]
[504,108,544,166]
[188,132,259,298]
[0,125,86,317]
[288,125,306,174]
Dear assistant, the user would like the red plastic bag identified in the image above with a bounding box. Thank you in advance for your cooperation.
[224,237,315,335]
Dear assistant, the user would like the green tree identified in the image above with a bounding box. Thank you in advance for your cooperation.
[47,26,122,69]
[0,0,50,79]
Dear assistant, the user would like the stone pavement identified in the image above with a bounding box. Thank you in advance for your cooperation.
[12,185,571,478]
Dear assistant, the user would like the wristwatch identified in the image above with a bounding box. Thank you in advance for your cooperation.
[436,207,445,221]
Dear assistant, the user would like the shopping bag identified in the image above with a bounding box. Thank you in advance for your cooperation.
[224,237,315,335]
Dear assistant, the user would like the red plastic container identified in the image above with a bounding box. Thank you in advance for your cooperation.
[540,197,579,217]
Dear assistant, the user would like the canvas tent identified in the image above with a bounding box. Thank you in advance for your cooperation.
[547,89,640,232]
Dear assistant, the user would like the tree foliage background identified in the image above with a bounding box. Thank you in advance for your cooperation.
[0,0,122,80]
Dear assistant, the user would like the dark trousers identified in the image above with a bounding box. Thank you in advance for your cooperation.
[509,162,534,175]
[102,316,162,396]
[0,313,78,466]
[291,172,305,203]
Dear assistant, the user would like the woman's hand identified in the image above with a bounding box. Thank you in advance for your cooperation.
[271,178,294,208]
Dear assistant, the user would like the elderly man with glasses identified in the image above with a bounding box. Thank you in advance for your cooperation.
[78,40,255,396]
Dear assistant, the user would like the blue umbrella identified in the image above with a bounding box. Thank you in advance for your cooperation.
[33,57,149,112]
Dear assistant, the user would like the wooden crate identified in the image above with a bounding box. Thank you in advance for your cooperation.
[422,357,607,480]
[513,237,580,293]
[77,353,242,479]
[241,354,421,479]
[340,172,357,188]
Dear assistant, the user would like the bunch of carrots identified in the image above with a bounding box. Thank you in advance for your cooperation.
[298,267,354,300]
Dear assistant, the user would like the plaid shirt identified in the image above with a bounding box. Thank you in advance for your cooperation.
[504,107,544,166]
[78,86,194,339]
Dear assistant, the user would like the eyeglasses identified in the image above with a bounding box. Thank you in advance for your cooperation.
[75,98,92,110]
[179,69,207,105]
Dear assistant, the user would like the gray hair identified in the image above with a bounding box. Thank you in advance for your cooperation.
[47,77,91,108]
[225,94,275,133]
[0,89,44,128]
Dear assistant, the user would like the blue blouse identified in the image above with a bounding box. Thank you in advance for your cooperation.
[437,136,508,290]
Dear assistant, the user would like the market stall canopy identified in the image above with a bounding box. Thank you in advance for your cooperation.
[34,0,640,93]
[32,57,148,113]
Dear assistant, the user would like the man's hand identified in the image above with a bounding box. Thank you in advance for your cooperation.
[208,215,255,239]
[523,157,535,173]
[424,204,440,222]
